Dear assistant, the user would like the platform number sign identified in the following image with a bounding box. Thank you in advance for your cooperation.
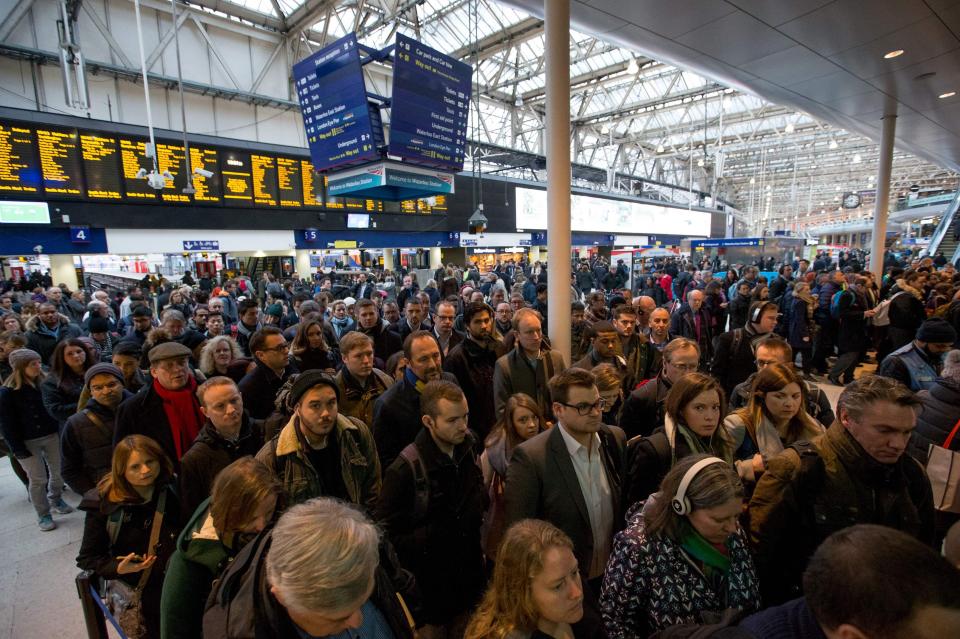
[70,226,91,243]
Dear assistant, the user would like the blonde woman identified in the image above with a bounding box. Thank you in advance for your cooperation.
[198,335,247,383]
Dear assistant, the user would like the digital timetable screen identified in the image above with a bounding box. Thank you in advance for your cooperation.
[0,118,444,214]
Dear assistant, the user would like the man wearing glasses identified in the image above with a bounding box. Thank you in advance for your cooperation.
[618,338,700,440]
[710,300,781,399]
[505,367,627,594]
[238,326,299,420]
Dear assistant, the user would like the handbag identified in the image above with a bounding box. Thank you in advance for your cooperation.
[103,489,168,638]
[926,418,960,514]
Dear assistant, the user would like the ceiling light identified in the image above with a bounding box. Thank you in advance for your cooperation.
[784,123,795,134]
[514,96,523,107]
[601,124,610,134]
[656,144,665,153]
[697,158,705,167]
[750,177,755,184]
[852,153,862,163]
[835,185,841,191]
[939,91,956,99]
[829,139,838,150]
[883,49,904,59]
[626,57,640,75]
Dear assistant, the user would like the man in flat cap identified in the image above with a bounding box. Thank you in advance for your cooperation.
[114,341,205,468]
[256,370,380,513]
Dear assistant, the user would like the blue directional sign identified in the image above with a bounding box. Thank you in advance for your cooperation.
[293,33,382,173]
[70,225,91,243]
[183,240,219,251]
[388,34,472,171]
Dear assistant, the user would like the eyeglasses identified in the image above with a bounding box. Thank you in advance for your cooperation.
[261,342,288,354]
[667,361,699,372]
[558,398,607,415]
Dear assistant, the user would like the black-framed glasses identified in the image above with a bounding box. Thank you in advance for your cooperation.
[261,342,289,354]
[558,398,607,415]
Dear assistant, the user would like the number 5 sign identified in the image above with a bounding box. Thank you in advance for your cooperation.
[70,226,91,243]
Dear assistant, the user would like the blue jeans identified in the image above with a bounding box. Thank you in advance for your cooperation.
[21,434,64,518]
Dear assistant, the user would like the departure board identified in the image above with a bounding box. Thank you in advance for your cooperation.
[301,160,321,207]
[401,194,447,214]
[220,150,254,207]
[80,132,122,199]
[118,136,158,200]
[0,123,41,194]
[36,127,84,197]
[251,154,279,207]
[155,142,191,203]
[189,146,222,203]
[277,157,304,208]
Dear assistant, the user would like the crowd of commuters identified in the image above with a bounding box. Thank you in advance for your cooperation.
[0,247,959,639]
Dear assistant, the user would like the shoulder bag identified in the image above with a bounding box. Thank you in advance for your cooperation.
[926,418,960,513]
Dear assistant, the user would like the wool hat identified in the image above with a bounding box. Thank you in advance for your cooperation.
[84,363,124,386]
[287,370,341,408]
[88,316,110,334]
[264,303,283,319]
[7,348,40,369]
[917,318,957,344]
[148,341,192,364]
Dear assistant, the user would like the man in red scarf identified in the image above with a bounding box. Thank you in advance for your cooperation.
[114,341,204,469]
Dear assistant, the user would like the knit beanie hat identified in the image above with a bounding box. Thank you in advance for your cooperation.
[7,348,40,369]
[88,316,110,334]
[917,318,958,344]
[264,303,283,319]
[84,362,124,386]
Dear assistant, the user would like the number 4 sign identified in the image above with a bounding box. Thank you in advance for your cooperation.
[70,226,91,243]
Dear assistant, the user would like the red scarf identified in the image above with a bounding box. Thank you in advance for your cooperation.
[153,376,204,459]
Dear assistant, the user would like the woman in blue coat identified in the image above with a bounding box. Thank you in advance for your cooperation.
[788,281,816,376]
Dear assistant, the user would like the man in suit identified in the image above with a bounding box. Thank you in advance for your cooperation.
[504,367,627,593]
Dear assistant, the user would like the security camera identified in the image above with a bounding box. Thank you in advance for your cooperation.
[194,168,214,179]
[135,167,148,179]
[147,171,168,190]
[33,245,43,255]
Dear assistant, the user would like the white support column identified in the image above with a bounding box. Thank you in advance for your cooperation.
[545,0,571,364]
[429,247,443,271]
[383,248,395,271]
[528,245,541,263]
[870,114,897,279]
[295,249,313,280]
[48,254,79,289]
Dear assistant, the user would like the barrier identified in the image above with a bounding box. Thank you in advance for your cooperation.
[75,570,127,639]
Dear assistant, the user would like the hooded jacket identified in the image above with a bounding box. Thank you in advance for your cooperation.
[255,412,380,511]
[25,312,83,364]
[61,392,131,494]
[0,381,60,456]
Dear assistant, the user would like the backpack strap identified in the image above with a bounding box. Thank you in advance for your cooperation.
[83,409,111,438]
[731,328,744,359]
[398,444,429,526]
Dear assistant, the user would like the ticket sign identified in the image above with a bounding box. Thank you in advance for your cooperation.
[388,34,472,171]
[293,33,381,173]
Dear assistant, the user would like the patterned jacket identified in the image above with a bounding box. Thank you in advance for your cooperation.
[600,507,760,638]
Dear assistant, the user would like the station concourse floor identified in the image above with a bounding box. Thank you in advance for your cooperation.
[0,380,848,639]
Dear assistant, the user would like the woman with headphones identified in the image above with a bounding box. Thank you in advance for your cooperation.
[723,363,824,486]
[622,373,734,510]
[600,454,760,639]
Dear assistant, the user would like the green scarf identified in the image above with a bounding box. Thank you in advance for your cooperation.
[680,523,731,580]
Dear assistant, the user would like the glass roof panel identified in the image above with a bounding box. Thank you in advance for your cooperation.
[215,0,278,17]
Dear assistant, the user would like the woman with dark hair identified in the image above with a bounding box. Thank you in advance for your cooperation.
[601,455,760,638]
[385,350,408,382]
[2,312,25,332]
[723,363,824,486]
[0,348,72,530]
[290,317,340,372]
[41,337,95,429]
[159,457,280,639]
[702,280,728,338]
[788,281,817,376]
[77,435,181,639]
[623,372,732,509]
[639,275,666,307]
[480,393,546,559]
[466,519,587,639]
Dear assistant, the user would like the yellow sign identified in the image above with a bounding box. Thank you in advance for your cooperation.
[334,240,358,249]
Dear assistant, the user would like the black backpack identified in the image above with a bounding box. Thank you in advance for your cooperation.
[203,529,273,639]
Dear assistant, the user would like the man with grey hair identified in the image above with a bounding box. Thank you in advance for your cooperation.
[203,497,417,639]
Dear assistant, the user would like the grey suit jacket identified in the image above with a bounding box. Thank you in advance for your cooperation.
[504,423,627,574]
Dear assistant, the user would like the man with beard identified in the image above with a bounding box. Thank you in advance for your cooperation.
[494,302,514,337]
[879,318,957,392]
[355,299,403,364]
[372,330,459,468]
[443,302,506,443]
[25,302,83,364]
[612,306,661,391]
[257,371,379,510]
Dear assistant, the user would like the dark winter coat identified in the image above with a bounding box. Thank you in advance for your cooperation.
[178,414,264,520]
[727,293,752,330]
[443,337,505,442]
[670,304,713,364]
[787,296,813,350]
[618,374,671,440]
[908,377,960,461]
[237,358,298,420]
[25,313,82,364]
[710,325,764,398]
[61,394,130,494]
[358,321,404,363]
[0,382,60,456]
[375,428,486,625]
[40,370,85,429]
[887,286,926,350]
[835,290,869,354]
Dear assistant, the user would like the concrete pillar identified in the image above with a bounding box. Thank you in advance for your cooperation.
[429,247,443,270]
[48,254,79,290]
[528,245,541,263]
[383,248,395,271]
[546,0,571,364]
[295,249,313,280]
[870,114,897,279]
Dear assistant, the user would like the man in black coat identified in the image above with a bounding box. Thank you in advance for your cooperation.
[504,368,627,591]
[179,377,264,520]
[710,301,780,399]
[391,299,432,343]
[114,342,206,469]
[442,302,505,443]
[355,299,403,364]
[619,338,700,440]
[372,331,458,469]
[25,303,83,364]
[237,326,299,420]
[669,290,713,367]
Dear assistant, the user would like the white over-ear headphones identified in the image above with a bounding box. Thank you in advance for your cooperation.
[671,456,727,516]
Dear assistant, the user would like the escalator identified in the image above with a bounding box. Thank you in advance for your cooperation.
[923,190,960,260]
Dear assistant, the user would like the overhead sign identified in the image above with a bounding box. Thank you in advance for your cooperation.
[183,240,220,251]
[690,238,762,249]
[70,226,91,243]
[0,200,49,224]
[388,34,471,171]
[326,162,455,201]
[293,33,382,173]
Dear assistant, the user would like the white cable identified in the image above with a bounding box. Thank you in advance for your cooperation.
[132,0,158,174]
